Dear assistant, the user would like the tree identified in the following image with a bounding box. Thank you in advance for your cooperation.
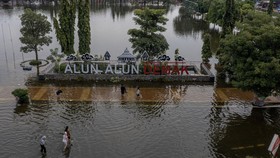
[217,11,280,100]
[221,0,237,37]
[206,0,225,26]
[174,48,179,61]
[197,0,211,14]
[267,0,274,15]
[183,0,211,14]
[128,8,169,57]
[53,0,76,55]
[183,0,199,13]
[207,0,254,34]
[19,8,52,77]
[11,88,29,104]
[201,33,212,63]
[47,48,65,70]
[238,3,254,22]
[78,0,91,55]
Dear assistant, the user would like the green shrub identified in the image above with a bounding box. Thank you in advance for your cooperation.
[54,63,67,73]
[11,88,29,104]
[29,60,42,66]
[110,77,121,83]
[77,76,84,81]
[138,63,144,74]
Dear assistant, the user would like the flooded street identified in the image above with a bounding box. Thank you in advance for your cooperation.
[0,3,280,158]
[1,83,280,157]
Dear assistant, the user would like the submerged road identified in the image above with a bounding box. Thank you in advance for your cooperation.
[27,85,255,104]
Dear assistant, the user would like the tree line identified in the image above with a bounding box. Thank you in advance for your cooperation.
[19,0,91,77]
[191,0,280,104]
[19,2,170,78]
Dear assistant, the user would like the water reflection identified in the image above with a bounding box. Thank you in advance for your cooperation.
[207,103,280,158]
[0,4,211,77]
[90,3,135,20]
[263,108,280,131]
[173,6,221,57]
[14,104,30,115]
[207,29,220,54]
[4,85,280,157]
[0,5,14,16]
[173,7,209,39]
[28,83,206,105]
[63,145,71,158]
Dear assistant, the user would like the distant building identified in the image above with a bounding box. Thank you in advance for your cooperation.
[256,0,280,11]
[117,48,136,63]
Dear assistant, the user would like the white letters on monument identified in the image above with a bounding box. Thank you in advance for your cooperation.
[105,64,113,74]
[64,64,73,73]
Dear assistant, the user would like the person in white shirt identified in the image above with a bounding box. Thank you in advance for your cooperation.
[136,86,141,98]
[40,135,46,154]
[62,131,68,151]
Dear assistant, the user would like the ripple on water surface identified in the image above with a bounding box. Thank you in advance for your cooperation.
[0,92,277,158]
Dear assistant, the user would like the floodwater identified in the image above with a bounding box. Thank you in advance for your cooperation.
[0,3,280,158]
[2,83,280,158]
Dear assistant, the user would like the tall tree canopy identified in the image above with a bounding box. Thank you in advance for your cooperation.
[197,0,211,14]
[201,33,212,63]
[221,0,237,37]
[78,0,91,54]
[267,0,274,15]
[53,0,76,55]
[207,0,253,31]
[217,11,280,97]
[206,0,225,26]
[128,8,169,57]
[239,3,254,22]
[19,8,52,77]
[183,0,211,14]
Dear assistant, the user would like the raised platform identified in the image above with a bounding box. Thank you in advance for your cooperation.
[38,62,215,83]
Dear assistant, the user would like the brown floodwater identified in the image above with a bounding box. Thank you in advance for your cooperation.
[1,83,280,158]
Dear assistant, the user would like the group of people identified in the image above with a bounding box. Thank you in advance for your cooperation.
[40,126,72,155]
[121,84,142,98]
[40,85,141,155]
